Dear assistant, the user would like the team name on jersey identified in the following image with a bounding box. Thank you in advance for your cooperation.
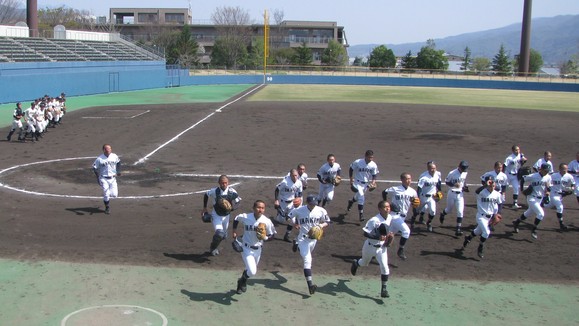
[481,197,499,204]
[394,194,411,201]
[422,180,436,187]
[298,217,321,225]
[281,185,299,192]
[356,167,373,173]
[531,180,548,187]
[244,224,257,231]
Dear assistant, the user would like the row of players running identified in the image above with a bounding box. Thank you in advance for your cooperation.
[6,93,67,142]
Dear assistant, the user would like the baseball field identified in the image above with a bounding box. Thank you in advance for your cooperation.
[1,84,578,325]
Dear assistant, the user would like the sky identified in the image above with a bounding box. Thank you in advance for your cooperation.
[33,0,579,45]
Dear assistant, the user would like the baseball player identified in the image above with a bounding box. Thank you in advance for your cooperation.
[347,150,379,222]
[92,144,121,215]
[202,175,242,256]
[461,175,501,259]
[504,145,528,209]
[382,172,418,260]
[231,200,276,294]
[287,193,330,295]
[23,102,39,142]
[316,154,342,208]
[6,102,24,142]
[544,163,575,230]
[480,162,508,213]
[350,200,394,298]
[568,152,579,204]
[439,161,470,236]
[412,161,442,232]
[274,168,303,242]
[533,151,554,174]
[512,163,552,239]
[283,164,309,241]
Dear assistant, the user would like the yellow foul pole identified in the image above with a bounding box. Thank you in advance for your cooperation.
[263,10,269,83]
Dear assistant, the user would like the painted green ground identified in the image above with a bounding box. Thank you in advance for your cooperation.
[1,259,577,326]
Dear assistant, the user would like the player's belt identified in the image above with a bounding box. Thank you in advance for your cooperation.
[422,194,432,197]
[533,195,542,199]
[356,180,367,184]
[244,243,260,250]
[509,172,517,175]
[480,213,492,218]
[283,199,293,203]
[368,242,381,248]
[451,191,461,194]
[103,176,114,179]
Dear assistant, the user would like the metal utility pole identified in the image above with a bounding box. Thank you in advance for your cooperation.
[26,0,38,37]
[518,0,532,75]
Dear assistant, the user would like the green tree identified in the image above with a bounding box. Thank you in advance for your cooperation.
[211,6,252,69]
[321,39,348,66]
[165,25,199,68]
[245,37,264,69]
[472,57,491,73]
[400,50,416,69]
[292,41,312,66]
[270,47,296,66]
[461,46,471,71]
[367,45,396,71]
[0,0,25,24]
[415,43,449,71]
[352,56,366,67]
[558,58,578,77]
[514,49,544,74]
[492,44,512,76]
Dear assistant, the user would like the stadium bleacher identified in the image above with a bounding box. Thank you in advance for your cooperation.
[0,36,161,62]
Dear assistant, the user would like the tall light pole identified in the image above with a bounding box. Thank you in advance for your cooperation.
[518,0,532,75]
[26,0,38,37]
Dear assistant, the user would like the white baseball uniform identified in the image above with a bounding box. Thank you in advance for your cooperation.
[206,186,241,232]
[567,159,579,196]
[317,161,342,204]
[288,205,330,269]
[480,170,508,204]
[504,152,526,195]
[545,172,575,214]
[356,213,392,275]
[417,170,442,216]
[349,158,379,205]
[473,187,501,239]
[522,172,552,221]
[93,152,121,202]
[234,212,276,277]
[533,158,553,174]
[275,176,303,223]
[443,168,468,218]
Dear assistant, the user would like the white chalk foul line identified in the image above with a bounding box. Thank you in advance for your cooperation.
[0,156,239,199]
[133,84,265,165]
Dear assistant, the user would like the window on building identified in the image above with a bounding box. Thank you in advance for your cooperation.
[138,13,158,24]
[165,13,185,24]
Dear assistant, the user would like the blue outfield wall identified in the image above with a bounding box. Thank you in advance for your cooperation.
[0,61,166,104]
[1,63,577,105]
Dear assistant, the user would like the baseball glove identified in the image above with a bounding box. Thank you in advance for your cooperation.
[15,114,22,120]
[383,232,395,247]
[411,197,421,208]
[255,222,267,240]
[201,212,212,223]
[489,213,502,226]
[232,238,243,253]
[433,191,443,202]
[368,183,377,192]
[308,225,324,240]
[214,198,232,216]
[561,189,574,197]
[292,197,302,208]
[331,175,342,186]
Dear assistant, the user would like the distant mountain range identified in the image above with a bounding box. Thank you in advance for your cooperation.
[348,15,579,65]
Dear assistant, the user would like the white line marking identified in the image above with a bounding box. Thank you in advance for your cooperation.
[82,110,150,119]
[61,304,168,326]
[133,84,265,165]
[0,157,239,199]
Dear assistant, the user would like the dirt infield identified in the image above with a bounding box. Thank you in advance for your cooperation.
[1,92,578,291]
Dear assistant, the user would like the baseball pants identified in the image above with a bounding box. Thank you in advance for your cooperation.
[358,239,389,275]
